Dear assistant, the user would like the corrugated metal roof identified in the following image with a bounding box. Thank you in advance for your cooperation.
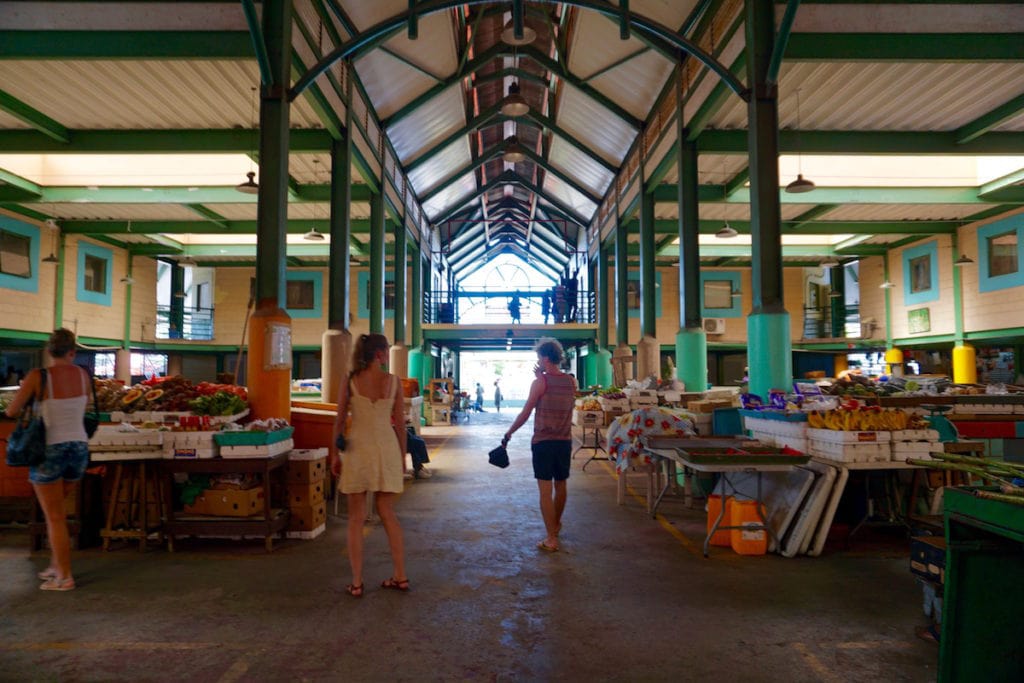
[0,60,322,130]
[821,204,996,222]
[34,203,201,221]
[387,84,468,164]
[556,83,637,163]
[715,62,1024,132]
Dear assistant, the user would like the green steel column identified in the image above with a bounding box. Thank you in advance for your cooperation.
[369,190,385,334]
[883,252,894,347]
[596,245,609,348]
[253,0,292,309]
[615,214,629,346]
[327,135,351,327]
[675,110,708,392]
[393,224,407,344]
[411,247,422,347]
[53,232,65,330]
[745,0,791,399]
[170,262,185,339]
[639,182,656,337]
[123,255,133,348]
[829,265,846,338]
[952,233,965,346]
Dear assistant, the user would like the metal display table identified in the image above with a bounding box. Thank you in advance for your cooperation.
[160,451,290,552]
[572,425,608,471]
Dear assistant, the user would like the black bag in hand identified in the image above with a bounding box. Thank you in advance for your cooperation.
[6,369,47,467]
[83,367,100,438]
[488,443,509,469]
[335,433,346,451]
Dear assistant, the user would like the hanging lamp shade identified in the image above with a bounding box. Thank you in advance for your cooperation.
[785,174,816,193]
[42,252,59,264]
[500,23,536,45]
[235,171,259,194]
[303,228,325,242]
[820,257,840,269]
[879,280,895,289]
[715,223,738,239]
[502,135,527,163]
[954,253,974,267]
[500,82,529,117]
[120,275,135,284]
[178,256,198,268]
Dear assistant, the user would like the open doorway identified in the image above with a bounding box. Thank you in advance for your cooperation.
[459,350,540,411]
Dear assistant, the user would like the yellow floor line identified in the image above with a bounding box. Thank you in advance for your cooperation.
[0,641,245,652]
[599,460,703,559]
[835,640,913,650]
[792,642,841,683]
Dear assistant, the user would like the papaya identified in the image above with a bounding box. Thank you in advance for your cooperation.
[122,388,144,405]
[144,389,165,402]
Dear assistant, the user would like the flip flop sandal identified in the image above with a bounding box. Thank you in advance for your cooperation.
[381,577,410,592]
[345,583,364,598]
[537,541,559,552]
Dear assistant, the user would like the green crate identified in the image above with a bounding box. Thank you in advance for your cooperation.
[213,426,294,446]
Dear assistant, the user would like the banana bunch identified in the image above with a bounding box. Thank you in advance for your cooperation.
[807,408,910,431]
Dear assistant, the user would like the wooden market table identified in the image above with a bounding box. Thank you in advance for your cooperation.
[92,450,165,551]
[160,452,290,552]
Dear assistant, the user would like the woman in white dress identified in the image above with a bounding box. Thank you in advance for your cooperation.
[331,334,409,597]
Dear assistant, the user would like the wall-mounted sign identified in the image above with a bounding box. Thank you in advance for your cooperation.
[908,307,931,334]
[264,322,292,370]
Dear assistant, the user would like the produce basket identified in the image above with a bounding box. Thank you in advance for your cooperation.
[213,426,294,446]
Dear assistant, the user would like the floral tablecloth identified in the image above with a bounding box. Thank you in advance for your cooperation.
[606,407,695,473]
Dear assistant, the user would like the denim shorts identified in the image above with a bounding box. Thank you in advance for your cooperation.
[531,440,571,481]
[29,441,90,484]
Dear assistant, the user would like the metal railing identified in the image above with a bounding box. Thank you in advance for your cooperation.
[424,288,596,325]
[156,305,215,341]
[801,304,862,340]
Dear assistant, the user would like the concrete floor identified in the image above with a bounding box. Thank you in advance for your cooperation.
[0,410,939,682]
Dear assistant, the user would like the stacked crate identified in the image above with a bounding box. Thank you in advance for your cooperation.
[285,449,327,539]
[807,428,891,463]
[891,429,941,462]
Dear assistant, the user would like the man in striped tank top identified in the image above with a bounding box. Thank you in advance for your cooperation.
[503,338,577,552]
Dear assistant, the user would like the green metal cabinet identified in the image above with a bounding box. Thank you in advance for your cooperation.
[940,488,1024,682]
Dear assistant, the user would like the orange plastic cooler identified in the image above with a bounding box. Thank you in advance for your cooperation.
[729,499,768,555]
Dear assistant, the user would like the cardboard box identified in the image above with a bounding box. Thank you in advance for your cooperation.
[572,410,604,426]
[287,481,325,508]
[605,408,628,426]
[288,501,326,532]
[910,536,946,583]
[285,456,326,484]
[184,487,264,517]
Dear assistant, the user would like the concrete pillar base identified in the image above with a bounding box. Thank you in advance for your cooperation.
[390,342,409,379]
[321,327,352,406]
[636,336,659,381]
[675,328,707,392]
[246,303,292,420]
[114,348,131,384]
[611,344,634,387]
[747,312,792,400]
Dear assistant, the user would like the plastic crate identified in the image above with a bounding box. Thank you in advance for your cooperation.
[213,426,294,446]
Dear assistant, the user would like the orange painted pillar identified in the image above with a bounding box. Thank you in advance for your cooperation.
[246,302,293,421]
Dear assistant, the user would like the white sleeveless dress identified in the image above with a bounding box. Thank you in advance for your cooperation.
[340,374,404,494]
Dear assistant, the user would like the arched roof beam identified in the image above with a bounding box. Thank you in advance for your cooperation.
[291,1,748,103]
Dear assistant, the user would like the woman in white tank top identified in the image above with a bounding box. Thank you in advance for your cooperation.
[3,328,90,591]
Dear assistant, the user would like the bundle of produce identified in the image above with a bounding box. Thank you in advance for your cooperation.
[907,452,1024,506]
[806,407,926,431]
[121,375,199,412]
[93,378,127,411]
[242,417,290,432]
[189,390,249,416]
[194,382,248,401]
[576,397,602,411]
[598,387,627,400]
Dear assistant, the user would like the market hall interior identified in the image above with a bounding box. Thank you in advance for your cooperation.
[0,411,937,682]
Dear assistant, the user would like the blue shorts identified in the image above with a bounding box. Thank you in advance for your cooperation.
[531,440,571,481]
[29,441,90,484]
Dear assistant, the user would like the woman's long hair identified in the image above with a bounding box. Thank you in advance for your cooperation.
[349,333,389,383]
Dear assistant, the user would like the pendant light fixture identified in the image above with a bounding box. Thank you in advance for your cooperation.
[879,280,895,289]
[178,255,198,269]
[41,218,60,263]
[954,253,974,267]
[501,82,529,117]
[502,135,527,163]
[236,85,260,194]
[303,158,327,241]
[716,158,737,238]
[500,21,536,46]
[785,89,815,194]
[820,257,840,269]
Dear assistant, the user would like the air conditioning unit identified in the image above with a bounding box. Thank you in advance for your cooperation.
[703,318,726,335]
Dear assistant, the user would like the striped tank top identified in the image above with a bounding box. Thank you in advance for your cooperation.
[532,372,577,444]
